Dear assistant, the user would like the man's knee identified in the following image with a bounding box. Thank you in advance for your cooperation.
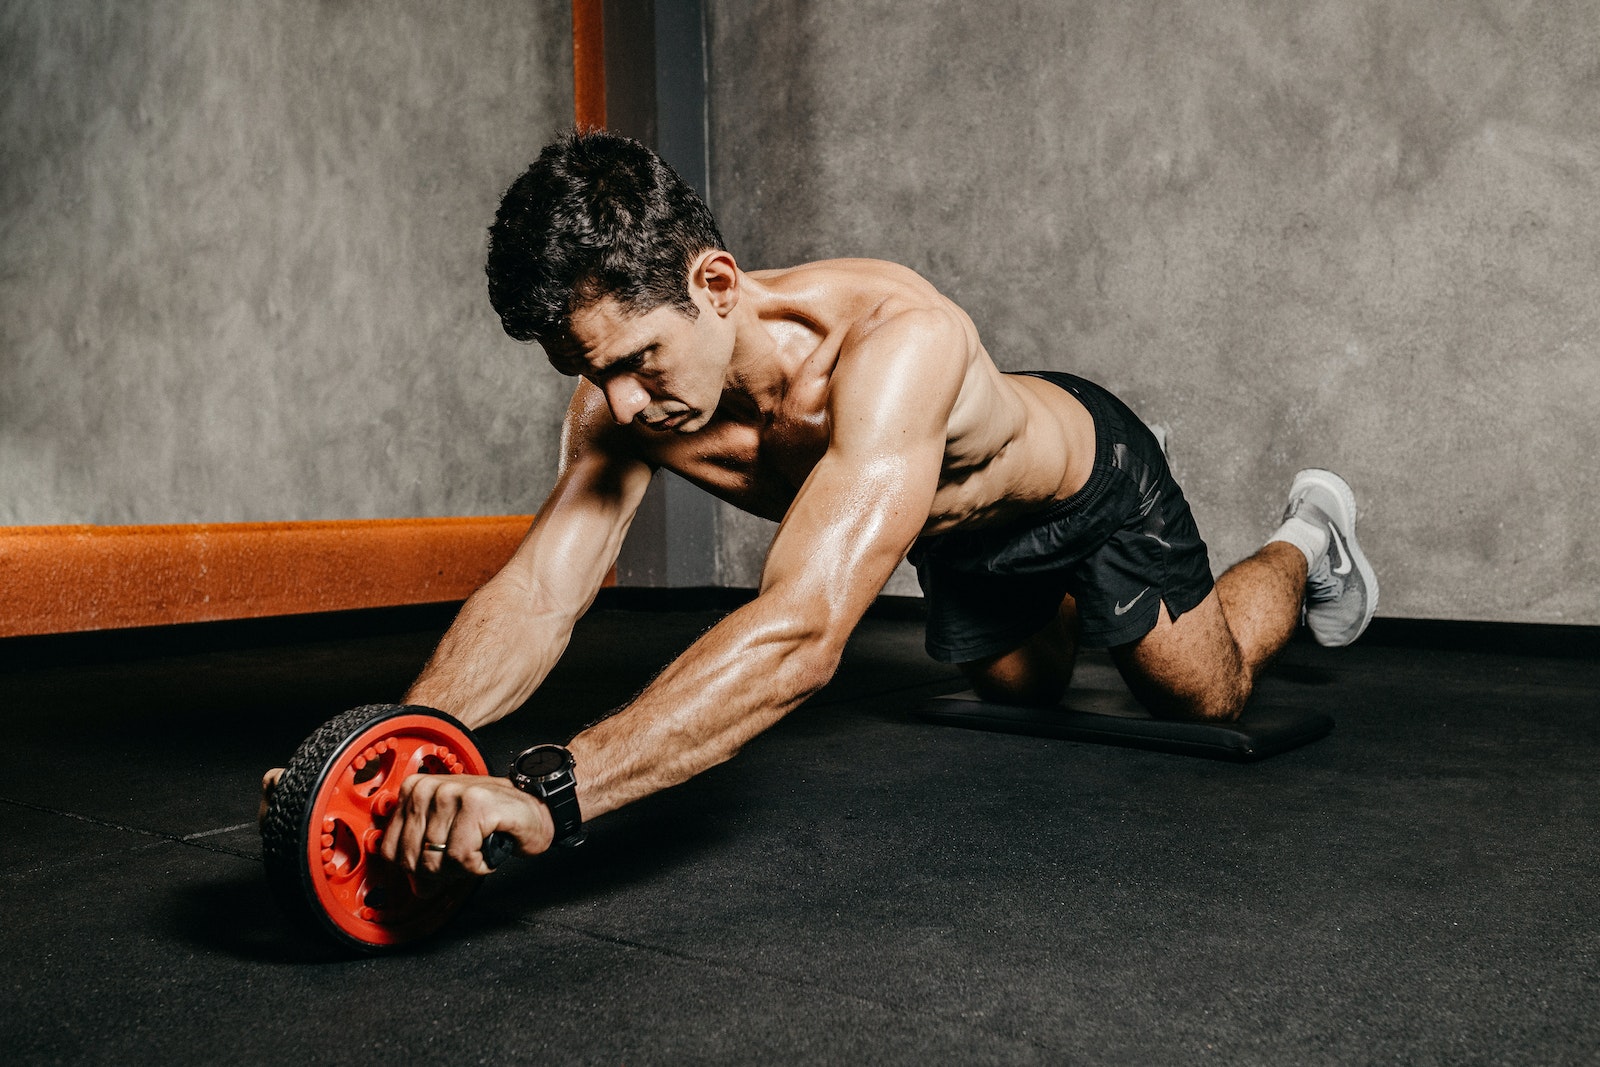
[965,666,1070,708]
[1130,673,1250,723]
[958,608,1079,708]
[960,649,1073,708]
[1181,679,1251,723]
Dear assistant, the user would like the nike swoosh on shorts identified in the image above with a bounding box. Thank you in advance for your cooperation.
[1115,588,1150,616]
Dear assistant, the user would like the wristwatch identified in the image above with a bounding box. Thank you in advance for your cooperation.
[507,744,586,847]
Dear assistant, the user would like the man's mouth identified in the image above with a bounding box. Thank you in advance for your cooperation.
[646,411,691,430]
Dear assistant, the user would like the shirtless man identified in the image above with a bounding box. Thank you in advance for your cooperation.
[265,130,1376,877]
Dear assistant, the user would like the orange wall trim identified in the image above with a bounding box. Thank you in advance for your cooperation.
[572,0,605,129]
[0,517,549,638]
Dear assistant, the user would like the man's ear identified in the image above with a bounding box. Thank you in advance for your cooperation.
[692,250,740,316]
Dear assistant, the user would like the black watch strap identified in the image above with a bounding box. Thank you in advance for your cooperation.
[508,744,586,847]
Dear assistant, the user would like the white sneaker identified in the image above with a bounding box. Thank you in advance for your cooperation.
[1283,469,1378,646]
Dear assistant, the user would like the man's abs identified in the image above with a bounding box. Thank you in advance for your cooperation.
[921,368,1099,538]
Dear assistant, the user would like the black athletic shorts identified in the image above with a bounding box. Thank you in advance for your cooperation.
[908,372,1215,660]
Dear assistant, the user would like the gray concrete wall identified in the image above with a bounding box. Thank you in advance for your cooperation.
[1,1,574,525]
[707,0,1600,624]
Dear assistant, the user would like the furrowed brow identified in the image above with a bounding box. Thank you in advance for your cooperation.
[597,346,651,374]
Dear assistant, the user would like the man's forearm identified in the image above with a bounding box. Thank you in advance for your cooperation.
[404,573,576,729]
[567,594,841,821]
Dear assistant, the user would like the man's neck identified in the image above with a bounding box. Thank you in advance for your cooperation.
[716,272,803,424]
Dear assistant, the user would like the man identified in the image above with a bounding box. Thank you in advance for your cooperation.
[266,130,1377,877]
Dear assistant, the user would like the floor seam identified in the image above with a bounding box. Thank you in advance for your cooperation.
[0,796,259,862]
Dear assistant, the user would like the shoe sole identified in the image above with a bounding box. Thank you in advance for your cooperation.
[1291,468,1380,644]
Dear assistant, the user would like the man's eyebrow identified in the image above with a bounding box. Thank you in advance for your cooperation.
[599,345,651,372]
[549,340,651,379]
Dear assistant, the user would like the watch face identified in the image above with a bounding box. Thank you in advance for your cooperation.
[515,746,569,779]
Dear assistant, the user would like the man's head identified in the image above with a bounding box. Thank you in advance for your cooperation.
[486,129,727,351]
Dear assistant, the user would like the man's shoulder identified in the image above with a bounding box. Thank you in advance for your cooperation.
[763,259,967,337]
[753,255,927,279]
[828,290,977,404]
[753,257,948,308]
[557,379,652,464]
[752,257,978,399]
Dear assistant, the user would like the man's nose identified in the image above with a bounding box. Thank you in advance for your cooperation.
[603,375,651,425]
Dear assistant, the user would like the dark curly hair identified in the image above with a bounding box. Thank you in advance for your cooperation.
[486,129,727,348]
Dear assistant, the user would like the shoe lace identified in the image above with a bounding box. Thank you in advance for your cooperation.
[1306,556,1344,603]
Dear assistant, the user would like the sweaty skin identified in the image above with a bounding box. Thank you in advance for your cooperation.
[267,252,1279,880]
[376,253,1100,877]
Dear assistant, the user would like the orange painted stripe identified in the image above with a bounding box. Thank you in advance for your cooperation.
[572,0,606,129]
[0,517,562,638]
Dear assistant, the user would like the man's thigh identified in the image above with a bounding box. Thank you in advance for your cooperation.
[1108,590,1247,721]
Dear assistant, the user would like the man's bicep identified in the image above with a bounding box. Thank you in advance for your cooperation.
[759,309,966,625]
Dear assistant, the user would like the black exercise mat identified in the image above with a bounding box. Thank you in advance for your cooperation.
[917,689,1334,761]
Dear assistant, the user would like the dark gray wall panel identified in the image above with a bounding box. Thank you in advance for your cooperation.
[1,1,574,523]
[706,0,1600,623]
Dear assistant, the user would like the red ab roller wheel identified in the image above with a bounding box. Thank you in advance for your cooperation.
[261,704,514,952]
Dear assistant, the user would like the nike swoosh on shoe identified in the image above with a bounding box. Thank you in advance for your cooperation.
[1328,524,1353,577]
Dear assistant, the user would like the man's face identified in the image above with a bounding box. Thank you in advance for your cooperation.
[553,295,730,434]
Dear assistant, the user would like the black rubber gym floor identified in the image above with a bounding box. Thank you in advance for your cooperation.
[3,598,1597,1064]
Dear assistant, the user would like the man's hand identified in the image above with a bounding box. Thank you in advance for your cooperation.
[259,764,554,879]
[379,773,555,878]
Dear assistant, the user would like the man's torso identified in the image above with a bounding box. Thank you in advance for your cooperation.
[613,258,1099,536]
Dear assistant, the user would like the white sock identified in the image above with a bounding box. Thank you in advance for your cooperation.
[1269,515,1329,571]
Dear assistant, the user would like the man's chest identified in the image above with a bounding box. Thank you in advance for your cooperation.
[644,414,831,522]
